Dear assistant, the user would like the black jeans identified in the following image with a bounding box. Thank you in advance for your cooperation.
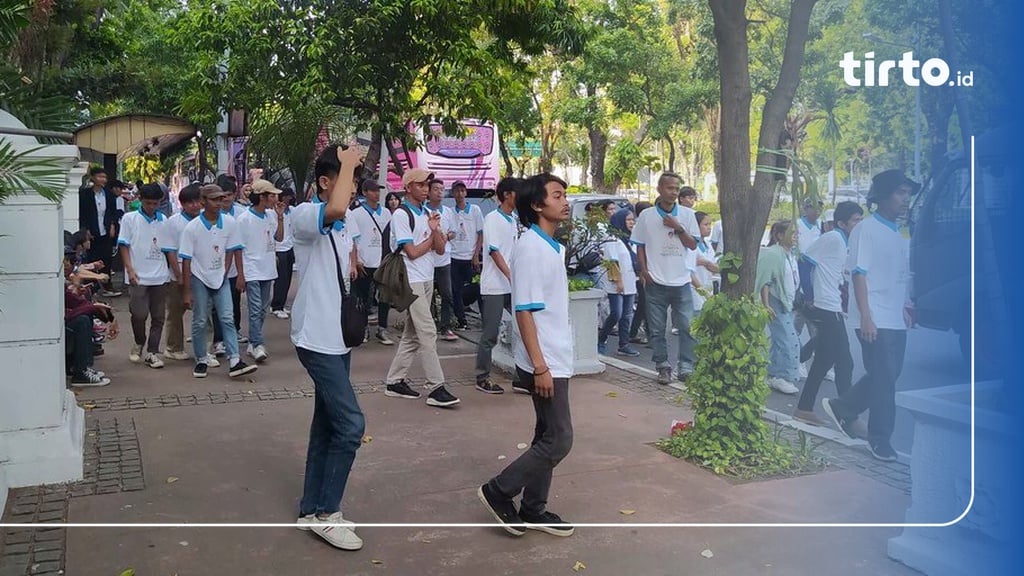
[797,306,853,411]
[433,264,454,330]
[450,259,476,325]
[66,314,95,377]
[488,368,573,516]
[353,267,390,329]
[830,329,907,445]
[629,280,646,339]
[86,234,115,291]
[271,249,294,312]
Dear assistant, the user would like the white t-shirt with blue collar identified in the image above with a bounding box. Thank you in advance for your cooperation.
[178,212,243,291]
[630,202,699,287]
[391,200,435,283]
[117,209,172,286]
[847,212,910,330]
[481,207,519,295]
[512,224,573,379]
[237,207,280,282]
[450,203,484,261]
[426,202,455,268]
[349,201,391,268]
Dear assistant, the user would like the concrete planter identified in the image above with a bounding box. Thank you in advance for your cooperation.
[492,288,607,377]
[887,380,1010,575]
[1,110,85,514]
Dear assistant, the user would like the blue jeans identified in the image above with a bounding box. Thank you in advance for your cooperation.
[767,296,800,382]
[644,282,695,371]
[245,280,273,346]
[599,293,636,351]
[191,276,239,362]
[295,348,365,516]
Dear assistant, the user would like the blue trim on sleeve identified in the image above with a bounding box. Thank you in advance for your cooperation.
[227,244,244,252]
[630,240,645,246]
[396,239,412,247]
[515,302,546,312]
[179,253,193,261]
[852,266,868,276]
[802,254,818,267]
[117,239,130,247]
[488,244,499,253]
[160,247,175,253]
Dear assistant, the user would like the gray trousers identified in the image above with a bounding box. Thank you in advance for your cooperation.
[489,368,573,515]
[129,283,167,353]
[475,293,511,381]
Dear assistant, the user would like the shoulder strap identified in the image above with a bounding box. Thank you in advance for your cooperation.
[327,231,348,297]
[362,203,386,237]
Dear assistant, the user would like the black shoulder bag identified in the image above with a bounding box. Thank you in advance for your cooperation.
[328,231,367,349]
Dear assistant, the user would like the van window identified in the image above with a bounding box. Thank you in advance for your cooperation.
[933,166,971,224]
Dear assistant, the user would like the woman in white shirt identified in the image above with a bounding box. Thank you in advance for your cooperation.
[598,207,641,357]
[691,211,719,312]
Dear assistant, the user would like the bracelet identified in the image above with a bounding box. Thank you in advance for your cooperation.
[534,367,550,377]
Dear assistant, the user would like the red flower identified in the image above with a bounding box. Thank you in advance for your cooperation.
[671,421,694,435]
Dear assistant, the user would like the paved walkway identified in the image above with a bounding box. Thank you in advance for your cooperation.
[1,296,921,575]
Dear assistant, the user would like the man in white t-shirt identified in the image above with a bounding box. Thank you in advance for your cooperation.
[384,168,460,408]
[427,178,459,341]
[236,179,285,363]
[793,201,863,426]
[478,173,574,538]
[710,219,724,255]
[823,170,917,463]
[162,183,202,362]
[179,185,257,380]
[118,183,174,369]
[475,177,522,394]
[270,187,297,319]
[288,145,367,551]
[349,179,394,344]
[630,172,699,384]
[795,197,824,356]
[448,181,484,330]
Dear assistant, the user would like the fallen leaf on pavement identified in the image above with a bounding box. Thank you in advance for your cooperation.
[119,570,135,576]
[572,560,586,572]
[83,404,96,410]
[516,443,528,450]
[371,559,383,565]
[166,476,179,484]
[362,435,373,444]
[619,509,635,516]
[618,413,628,418]
[605,392,618,398]
[497,455,507,460]
[701,549,714,559]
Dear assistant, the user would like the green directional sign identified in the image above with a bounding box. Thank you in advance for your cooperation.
[507,140,542,156]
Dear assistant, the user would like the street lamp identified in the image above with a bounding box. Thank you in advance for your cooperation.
[862,31,922,182]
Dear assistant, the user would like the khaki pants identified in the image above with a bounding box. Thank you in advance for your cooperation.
[165,280,186,353]
[386,280,445,387]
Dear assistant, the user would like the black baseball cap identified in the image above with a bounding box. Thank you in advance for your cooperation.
[360,179,385,193]
[867,169,921,203]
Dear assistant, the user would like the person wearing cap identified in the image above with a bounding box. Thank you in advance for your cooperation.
[449,180,484,330]
[383,167,461,408]
[236,179,286,362]
[797,197,823,252]
[349,178,394,344]
[822,208,836,233]
[179,184,258,380]
[162,183,202,362]
[270,187,297,319]
[118,183,175,370]
[823,169,917,462]
[289,145,366,550]
[213,174,245,352]
[426,178,459,341]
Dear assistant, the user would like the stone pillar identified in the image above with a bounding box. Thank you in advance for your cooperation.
[62,161,90,233]
[0,111,85,514]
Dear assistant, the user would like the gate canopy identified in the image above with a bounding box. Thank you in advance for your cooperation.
[73,114,196,160]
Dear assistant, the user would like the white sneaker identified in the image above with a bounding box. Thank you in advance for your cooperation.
[164,350,190,361]
[144,353,165,369]
[213,341,226,357]
[824,368,836,381]
[86,367,106,379]
[246,344,256,359]
[798,362,809,379]
[239,335,249,344]
[671,327,680,335]
[273,310,290,319]
[129,344,143,363]
[309,512,362,550]
[254,344,268,363]
[204,354,221,368]
[768,377,800,395]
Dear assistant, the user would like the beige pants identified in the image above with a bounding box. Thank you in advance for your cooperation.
[386,280,445,387]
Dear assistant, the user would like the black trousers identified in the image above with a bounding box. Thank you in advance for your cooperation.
[66,314,95,377]
[353,267,390,329]
[629,280,646,338]
[433,264,454,330]
[271,249,294,311]
[797,306,853,411]
[450,258,475,325]
[86,234,115,291]
[830,329,907,445]
[488,368,573,516]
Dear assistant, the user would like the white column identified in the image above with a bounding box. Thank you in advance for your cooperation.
[61,161,89,233]
[0,112,85,514]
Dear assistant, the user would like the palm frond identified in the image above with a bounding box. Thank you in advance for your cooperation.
[0,140,67,204]
[0,66,76,135]
[0,0,31,48]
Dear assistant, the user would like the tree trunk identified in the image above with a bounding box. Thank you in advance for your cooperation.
[498,136,515,177]
[589,125,608,192]
[385,137,406,177]
[363,125,383,181]
[665,135,676,173]
[712,0,818,296]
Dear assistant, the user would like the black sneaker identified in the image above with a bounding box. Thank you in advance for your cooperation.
[228,360,258,378]
[656,367,672,385]
[477,484,525,536]
[385,380,421,399]
[821,398,856,440]
[520,510,575,537]
[869,441,898,462]
[426,385,460,408]
[193,362,209,378]
[511,382,530,395]
[475,379,505,394]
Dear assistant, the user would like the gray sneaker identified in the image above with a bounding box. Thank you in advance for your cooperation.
[376,329,395,346]
[656,367,672,385]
